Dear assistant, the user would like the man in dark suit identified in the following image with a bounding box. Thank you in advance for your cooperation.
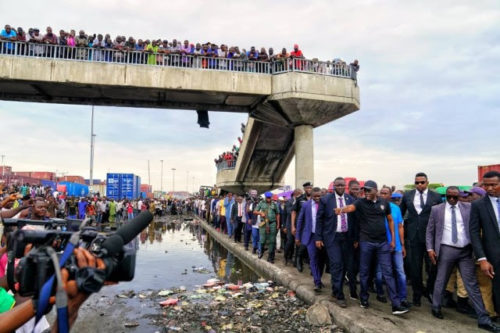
[427,186,499,331]
[470,171,500,317]
[316,177,358,307]
[296,187,323,292]
[284,189,302,265]
[230,195,246,243]
[400,172,442,306]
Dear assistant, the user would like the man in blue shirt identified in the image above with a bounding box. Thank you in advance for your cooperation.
[376,186,409,308]
[1,25,17,54]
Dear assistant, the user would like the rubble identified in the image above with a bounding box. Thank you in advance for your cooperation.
[306,303,332,326]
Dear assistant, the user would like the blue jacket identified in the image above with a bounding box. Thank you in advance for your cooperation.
[296,199,317,245]
[316,193,358,244]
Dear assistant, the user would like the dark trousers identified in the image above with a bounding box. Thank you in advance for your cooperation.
[407,240,436,301]
[280,227,287,250]
[360,241,400,307]
[219,216,226,233]
[243,223,252,249]
[234,217,243,242]
[284,232,295,260]
[432,245,490,325]
[305,236,323,286]
[326,232,354,299]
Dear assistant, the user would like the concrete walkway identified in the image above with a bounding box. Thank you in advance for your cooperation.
[197,217,486,333]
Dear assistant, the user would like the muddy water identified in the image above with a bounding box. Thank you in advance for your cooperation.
[70,216,261,332]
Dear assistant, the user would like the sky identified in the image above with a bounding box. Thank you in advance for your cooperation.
[1,0,499,191]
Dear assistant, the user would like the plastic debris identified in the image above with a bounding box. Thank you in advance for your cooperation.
[124,322,139,328]
[159,298,179,307]
[158,290,173,296]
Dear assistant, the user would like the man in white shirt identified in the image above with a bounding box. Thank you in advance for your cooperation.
[426,186,498,331]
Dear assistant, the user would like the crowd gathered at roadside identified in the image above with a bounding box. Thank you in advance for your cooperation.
[191,171,500,332]
[0,24,360,77]
[1,171,500,331]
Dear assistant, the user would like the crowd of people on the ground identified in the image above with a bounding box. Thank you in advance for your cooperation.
[193,171,500,331]
[0,24,360,77]
[1,171,500,331]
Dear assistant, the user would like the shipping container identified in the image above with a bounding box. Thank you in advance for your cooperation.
[140,184,152,193]
[41,180,57,190]
[85,179,102,185]
[106,173,141,200]
[106,173,121,200]
[146,192,154,199]
[0,166,12,175]
[31,172,55,180]
[59,181,89,197]
[478,164,500,181]
[57,175,85,184]
[140,191,147,199]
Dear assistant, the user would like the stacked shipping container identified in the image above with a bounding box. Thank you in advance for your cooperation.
[106,173,141,200]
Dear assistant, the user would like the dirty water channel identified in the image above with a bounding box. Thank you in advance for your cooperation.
[67,215,318,333]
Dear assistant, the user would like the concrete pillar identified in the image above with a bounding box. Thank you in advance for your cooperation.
[294,125,314,188]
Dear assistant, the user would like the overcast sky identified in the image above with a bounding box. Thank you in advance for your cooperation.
[1,0,499,191]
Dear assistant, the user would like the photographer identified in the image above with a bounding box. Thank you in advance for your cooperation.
[0,248,106,333]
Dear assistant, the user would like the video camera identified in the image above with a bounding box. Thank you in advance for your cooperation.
[4,211,153,298]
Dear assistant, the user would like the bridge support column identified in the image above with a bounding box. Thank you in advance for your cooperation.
[294,125,314,187]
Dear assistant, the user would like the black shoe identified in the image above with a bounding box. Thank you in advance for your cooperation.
[392,305,409,315]
[350,292,359,300]
[413,298,421,307]
[443,290,457,308]
[336,297,347,308]
[457,297,476,315]
[244,246,249,251]
[432,308,444,319]
[401,300,412,308]
[285,259,290,266]
[478,323,500,332]
[314,285,322,293]
[360,300,369,308]
[252,248,257,254]
[319,282,325,288]
[267,256,274,264]
[376,295,388,303]
[297,261,303,273]
[258,251,263,259]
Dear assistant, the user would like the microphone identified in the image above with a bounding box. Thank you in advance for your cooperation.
[101,211,153,255]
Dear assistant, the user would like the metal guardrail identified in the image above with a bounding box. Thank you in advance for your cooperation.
[216,159,237,171]
[0,40,355,78]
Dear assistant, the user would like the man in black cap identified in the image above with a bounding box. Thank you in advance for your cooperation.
[337,180,409,315]
[291,181,313,272]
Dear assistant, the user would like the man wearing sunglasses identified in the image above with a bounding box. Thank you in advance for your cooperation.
[426,186,499,331]
[400,172,442,306]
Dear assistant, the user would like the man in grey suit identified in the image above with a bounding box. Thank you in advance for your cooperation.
[427,186,499,332]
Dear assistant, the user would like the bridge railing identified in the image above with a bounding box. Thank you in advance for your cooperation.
[0,41,355,79]
[216,159,237,171]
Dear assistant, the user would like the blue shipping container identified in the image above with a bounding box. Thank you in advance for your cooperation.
[41,180,56,190]
[59,181,89,197]
[106,173,121,199]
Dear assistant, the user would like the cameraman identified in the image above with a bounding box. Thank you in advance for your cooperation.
[0,247,106,333]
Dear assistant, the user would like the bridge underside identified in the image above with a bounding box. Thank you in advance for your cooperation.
[0,56,360,193]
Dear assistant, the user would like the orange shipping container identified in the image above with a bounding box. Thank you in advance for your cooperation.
[57,175,85,184]
[478,164,500,181]
[31,172,56,180]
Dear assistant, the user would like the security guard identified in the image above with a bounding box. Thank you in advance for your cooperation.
[254,191,280,263]
[291,181,313,272]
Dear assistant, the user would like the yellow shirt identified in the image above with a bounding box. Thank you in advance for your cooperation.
[219,200,225,216]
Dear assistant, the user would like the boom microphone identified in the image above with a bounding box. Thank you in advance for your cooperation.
[101,211,153,255]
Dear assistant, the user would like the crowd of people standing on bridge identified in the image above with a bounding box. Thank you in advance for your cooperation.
[0,24,360,76]
[198,172,500,331]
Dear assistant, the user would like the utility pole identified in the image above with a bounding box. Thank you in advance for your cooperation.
[160,160,164,193]
[186,171,189,193]
[147,160,151,188]
[171,168,176,192]
[1,155,5,178]
[89,106,95,194]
